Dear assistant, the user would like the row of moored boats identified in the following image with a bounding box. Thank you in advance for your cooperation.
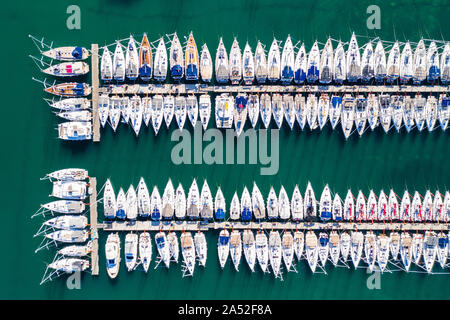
[102,178,450,223]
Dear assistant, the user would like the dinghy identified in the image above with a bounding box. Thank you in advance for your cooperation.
[181,232,195,275]
[329,95,342,130]
[252,183,266,220]
[150,186,162,221]
[215,93,234,128]
[124,233,138,271]
[137,177,150,218]
[174,183,187,219]
[319,38,334,84]
[307,41,320,83]
[113,41,125,81]
[350,231,364,268]
[186,95,198,128]
[413,39,427,84]
[267,187,279,220]
[125,35,139,80]
[169,33,184,81]
[153,38,168,82]
[200,180,213,220]
[241,187,252,221]
[42,46,89,61]
[319,184,332,222]
[256,230,269,272]
[139,232,152,272]
[427,41,440,83]
[400,41,414,83]
[230,230,242,271]
[278,186,290,220]
[254,41,268,83]
[139,33,152,81]
[341,94,355,139]
[268,38,281,83]
[280,35,295,84]
[386,41,400,83]
[291,185,304,221]
[400,232,413,271]
[333,41,346,83]
[243,230,256,271]
[329,231,340,267]
[151,95,164,135]
[272,93,284,129]
[174,96,187,130]
[361,41,374,83]
[294,43,307,84]
[194,231,207,267]
[155,231,171,268]
[199,94,211,130]
[305,231,319,272]
[214,187,226,220]
[125,185,137,220]
[215,38,229,83]
[346,33,361,82]
[217,229,230,268]
[105,233,120,279]
[200,44,213,83]
[242,42,255,85]
[282,232,294,271]
[187,179,200,219]
[343,190,355,221]
[304,182,317,220]
[163,95,175,129]
[234,94,248,136]
[230,192,240,220]
[260,93,272,128]
[162,179,175,219]
[377,233,390,273]
[269,231,282,277]
[229,38,242,84]
[374,40,386,83]
[332,193,343,221]
[247,94,259,128]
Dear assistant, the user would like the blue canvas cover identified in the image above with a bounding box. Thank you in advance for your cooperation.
[171,65,183,80]
[320,211,332,221]
[241,208,252,221]
[151,209,161,221]
[186,64,198,80]
[139,64,152,80]
[294,68,306,83]
[306,66,319,83]
[281,66,294,82]
[72,46,83,60]
[215,208,225,220]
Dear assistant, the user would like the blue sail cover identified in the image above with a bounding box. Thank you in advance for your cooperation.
[306,65,319,83]
[294,68,306,83]
[215,208,225,220]
[219,236,229,245]
[442,98,450,107]
[73,83,85,96]
[156,237,164,246]
[235,96,248,108]
[151,209,161,221]
[186,64,198,80]
[71,46,83,60]
[171,65,183,80]
[319,237,329,246]
[281,66,294,83]
[139,64,152,80]
[331,96,342,107]
[438,237,449,248]
[241,208,252,221]
[116,209,126,219]
[427,66,440,82]
[320,211,332,221]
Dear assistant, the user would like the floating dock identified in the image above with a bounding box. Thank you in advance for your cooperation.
[89,177,99,276]
[91,44,100,142]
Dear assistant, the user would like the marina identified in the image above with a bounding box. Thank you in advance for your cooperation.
[33,169,450,284]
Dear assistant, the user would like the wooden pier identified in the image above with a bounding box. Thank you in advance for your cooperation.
[89,177,99,276]
[91,44,100,142]
[98,220,449,232]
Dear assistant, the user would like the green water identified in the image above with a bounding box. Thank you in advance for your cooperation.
[1,0,449,299]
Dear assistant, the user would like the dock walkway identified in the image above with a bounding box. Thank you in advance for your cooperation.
[89,177,99,276]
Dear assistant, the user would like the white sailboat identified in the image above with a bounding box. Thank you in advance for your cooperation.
[230,230,242,271]
[186,95,198,128]
[400,232,413,271]
[200,180,213,220]
[162,179,175,220]
[155,231,171,268]
[329,231,341,267]
[252,182,266,220]
[138,232,152,273]
[125,35,139,80]
[350,231,364,268]
[266,187,279,220]
[364,231,377,272]
[242,42,255,85]
[346,33,361,82]
[214,187,226,220]
[355,190,367,221]
[256,230,269,272]
[200,44,213,83]
[282,232,295,271]
[294,43,307,84]
[374,40,386,83]
[101,46,113,81]
[379,94,392,133]
[153,38,168,82]
[304,182,317,220]
[215,37,229,83]
[181,232,196,276]
[260,93,272,128]
[199,94,211,130]
[386,41,400,83]
[306,93,318,130]
[423,231,437,273]
[174,183,186,219]
[163,95,175,128]
[187,179,200,219]
[267,38,281,83]
[272,93,284,129]
[361,41,374,82]
[229,38,242,84]
[319,38,334,84]
[113,41,125,81]
[283,94,295,129]
[243,229,256,272]
[125,184,137,220]
[218,229,230,269]
[319,184,332,222]
[254,41,268,83]
[280,35,295,83]
[333,41,346,83]
[291,185,304,221]
[278,186,290,220]
[151,94,164,135]
[137,177,150,218]
[247,94,259,128]
[318,232,330,267]
[105,233,121,279]
[194,231,207,267]
[174,96,187,130]
[340,231,351,262]
[343,190,355,221]
[341,94,355,139]
[230,192,241,220]
[269,231,282,277]
[305,230,319,272]
[293,231,304,261]
[307,41,320,83]
[400,41,414,83]
[413,39,427,84]
[332,193,343,222]
[377,233,390,273]
[124,233,138,271]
